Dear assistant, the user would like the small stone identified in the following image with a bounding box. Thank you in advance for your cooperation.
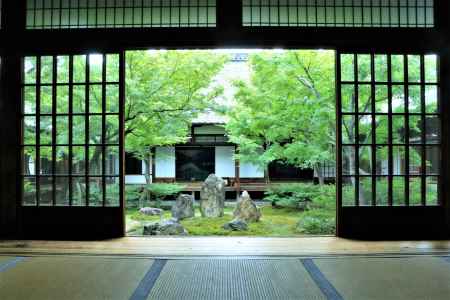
[171,194,195,220]
[200,174,225,218]
[223,219,248,231]
[139,207,163,216]
[233,191,261,222]
[143,219,188,236]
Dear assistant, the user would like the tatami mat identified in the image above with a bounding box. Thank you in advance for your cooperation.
[0,256,154,300]
[0,254,449,300]
[149,259,325,300]
[314,256,450,300]
[0,256,17,265]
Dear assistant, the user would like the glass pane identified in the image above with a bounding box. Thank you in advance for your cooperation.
[24,86,37,114]
[39,146,53,175]
[357,54,371,82]
[55,146,69,175]
[56,85,69,113]
[40,56,54,84]
[426,146,440,175]
[342,146,356,175]
[392,177,405,206]
[72,146,86,175]
[408,85,421,113]
[392,85,405,113]
[341,54,355,82]
[89,115,102,144]
[425,116,440,144]
[407,55,421,83]
[72,177,86,206]
[57,56,70,83]
[391,55,404,83]
[359,115,372,144]
[73,116,86,144]
[73,55,87,83]
[409,146,422,175]
[24,116,36,145]
[105,146,119,175]
[341,84,355,112]
[375,85,388,113]
[23,147,36,175]
[106,115,119,144]
[360,177,372,206]
[106,84,119,113]
[375,116,388,144]
[425,85,438,113]
[376,176,388,206]
[73,85,86,113]
[376,146,389,175]
[392,116,405,144]
[39,177,53,206]
[426,177,438,205]
[88,177,103,206]
[40,116,53,145]
[358,84,372,113]
[89,146,102,175]
[374,55,388,82]
[409,116,423,144]
[55,177,70,206]
[89,54,103,82]
[424,55,438,83]
[40,86,53,114]
[23,177,37,206]
[342,177,356,206]
[89,85,103,113]
[106,177,120,207]
[409,177,422,205]
[342,115,355,144]
[56,116,69,144]
[24,57,37,84]
[106,54,120,82]
[358,146,372,175]
[393,146,405,175]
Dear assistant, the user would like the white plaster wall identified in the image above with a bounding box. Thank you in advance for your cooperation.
[240,162,265,178]
[155,147,176,178]
[215,146,235,177]
[125,175,147,185]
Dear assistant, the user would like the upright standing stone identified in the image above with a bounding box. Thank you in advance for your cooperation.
[200,174,225,217]
[171,194,195,220]
[233,191,261,222]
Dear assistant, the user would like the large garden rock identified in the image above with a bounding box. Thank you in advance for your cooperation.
[233,191,261,222]
[223,219,248,231]
[171,194,195,220]
[143,219,188,236]
[200,174,225,217]
[139,207,163,216]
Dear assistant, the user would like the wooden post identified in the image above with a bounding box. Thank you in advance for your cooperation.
[235,146,241,199]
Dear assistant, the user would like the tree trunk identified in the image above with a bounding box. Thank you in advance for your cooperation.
[314,163,325,185]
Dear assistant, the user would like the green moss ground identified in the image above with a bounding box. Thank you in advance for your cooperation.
[126,205,335,237]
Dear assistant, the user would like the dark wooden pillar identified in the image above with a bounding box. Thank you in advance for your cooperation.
[234,146,241,199]
[0,1,26,238]
[435,0,450,235]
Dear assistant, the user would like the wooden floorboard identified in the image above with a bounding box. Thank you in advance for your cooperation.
[1,237,450,257]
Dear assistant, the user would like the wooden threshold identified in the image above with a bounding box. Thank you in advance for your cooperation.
[1,237,450,257]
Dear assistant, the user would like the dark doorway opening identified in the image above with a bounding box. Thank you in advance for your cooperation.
[176,147,215,181]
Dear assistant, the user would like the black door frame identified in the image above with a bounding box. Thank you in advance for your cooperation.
[1,1,450,239]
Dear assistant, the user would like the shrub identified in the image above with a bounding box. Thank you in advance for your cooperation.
[297,210,336,235]
[146,183,186,208]
[264,183,335,210]
[125,185,144,208]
